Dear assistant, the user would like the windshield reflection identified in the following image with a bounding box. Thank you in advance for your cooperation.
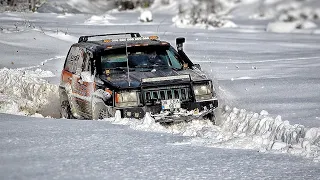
[101,46,183,72]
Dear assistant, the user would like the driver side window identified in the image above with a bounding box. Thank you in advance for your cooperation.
[167,49,183,69]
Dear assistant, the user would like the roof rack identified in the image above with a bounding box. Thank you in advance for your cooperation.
[78,33,141,43]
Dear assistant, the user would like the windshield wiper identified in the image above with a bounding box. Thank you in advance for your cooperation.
[110,67,135,71]
[171,67,183,71]
[135,64,153,69]
[136,64,169,69]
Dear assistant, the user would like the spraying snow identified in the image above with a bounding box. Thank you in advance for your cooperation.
[102,107,320,161]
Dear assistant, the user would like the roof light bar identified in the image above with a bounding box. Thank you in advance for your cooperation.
[149,36,158,40]
[104,39,112,43]
[78,33,141,43]
[103,36,159,43]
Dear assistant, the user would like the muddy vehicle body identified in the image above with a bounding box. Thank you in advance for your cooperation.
[59,33,218,123]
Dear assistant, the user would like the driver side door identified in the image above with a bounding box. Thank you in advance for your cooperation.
[71,47,95,118]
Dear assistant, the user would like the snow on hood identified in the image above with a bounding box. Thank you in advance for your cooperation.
[101,68,208,89]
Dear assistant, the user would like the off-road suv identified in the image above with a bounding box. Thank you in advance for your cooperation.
[59,33,218,123]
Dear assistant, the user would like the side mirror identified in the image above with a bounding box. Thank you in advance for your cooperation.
[176,37,185,51]
[194,64,201,70]
[183,63,188,69]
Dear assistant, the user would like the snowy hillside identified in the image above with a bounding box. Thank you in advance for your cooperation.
[0,0,320,179]
[172,0,320,33]
[36,0,116,13]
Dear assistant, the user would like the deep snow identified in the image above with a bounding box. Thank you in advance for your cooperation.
[1,114,320,180]
[1,0,320,178]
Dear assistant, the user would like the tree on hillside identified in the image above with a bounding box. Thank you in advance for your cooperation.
[1,0,39,10]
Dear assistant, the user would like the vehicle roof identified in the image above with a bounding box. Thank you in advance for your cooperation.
[77,39,171,52]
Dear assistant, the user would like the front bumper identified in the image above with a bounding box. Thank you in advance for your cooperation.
[117,99,218,122]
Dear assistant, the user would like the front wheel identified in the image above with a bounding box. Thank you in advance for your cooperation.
[92,102,109,120]
[60,100,74,119]
[204,112,215,124]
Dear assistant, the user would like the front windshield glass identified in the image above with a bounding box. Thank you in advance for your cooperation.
[100,46,183,72]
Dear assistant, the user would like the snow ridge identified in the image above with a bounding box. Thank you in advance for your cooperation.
[0,68,60,117]
[104,107,320,161]
[219,106,319,160]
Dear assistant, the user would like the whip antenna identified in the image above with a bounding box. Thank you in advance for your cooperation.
[123,26,131,86]
[124,31,131,87]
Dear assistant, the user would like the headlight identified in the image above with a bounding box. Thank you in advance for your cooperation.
[193,83,214,101]
[116,91,139,107]
[193,85,211,96]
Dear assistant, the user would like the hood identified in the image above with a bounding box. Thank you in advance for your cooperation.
[100,69,208,89]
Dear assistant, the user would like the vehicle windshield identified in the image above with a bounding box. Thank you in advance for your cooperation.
[100,46,183,72]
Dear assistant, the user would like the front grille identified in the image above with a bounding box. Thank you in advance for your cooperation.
[143,85,192,105]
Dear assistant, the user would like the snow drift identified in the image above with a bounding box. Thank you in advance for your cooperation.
[84,14,116,25]
[266,6,319,33]
[253,0,320,33]
[267,21,317,33]
[139,10,153,22]
[0,68,60,118]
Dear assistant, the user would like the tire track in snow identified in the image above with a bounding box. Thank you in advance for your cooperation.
[17,56,65,71]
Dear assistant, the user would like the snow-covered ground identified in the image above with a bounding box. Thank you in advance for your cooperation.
[2,114,319,179]
[1,0,320,178]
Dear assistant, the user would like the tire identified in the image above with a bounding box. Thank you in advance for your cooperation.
[205,112,215,125]
[92,102,108,120]
[60,100,74,119]
[98,108,108,119]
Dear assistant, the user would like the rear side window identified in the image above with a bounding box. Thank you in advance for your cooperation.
[81,50,91,72]
[64,46,80,73]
